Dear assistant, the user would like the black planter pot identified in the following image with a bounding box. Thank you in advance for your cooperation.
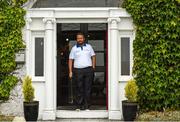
[122,100,138,121]
[23,101,39,121]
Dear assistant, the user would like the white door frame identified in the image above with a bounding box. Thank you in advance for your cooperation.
[26,7,132,120]
[55,20,108,119]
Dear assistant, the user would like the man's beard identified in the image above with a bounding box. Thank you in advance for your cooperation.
[77,42,84,45]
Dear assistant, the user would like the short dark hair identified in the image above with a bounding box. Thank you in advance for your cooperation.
[76,32,85,38]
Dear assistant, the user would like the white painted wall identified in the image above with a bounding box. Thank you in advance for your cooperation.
[118,82,127,118]
[118,18,134,30]
[32,82,45,119]
[30,19,45,30]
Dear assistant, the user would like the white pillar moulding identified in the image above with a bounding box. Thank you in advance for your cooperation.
[107,17,121,120]
[25,17,32,75]
[42,18,56,120]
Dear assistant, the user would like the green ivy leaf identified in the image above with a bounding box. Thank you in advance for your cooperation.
[123,0,180,111]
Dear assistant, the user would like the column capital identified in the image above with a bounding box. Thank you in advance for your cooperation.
[43,18,56,30]
[25,17,32,30]
[107,17,121,24]
[43,18,56,24]
[108,17,121,30]
[26,17,32,23]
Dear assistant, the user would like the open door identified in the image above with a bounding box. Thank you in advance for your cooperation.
[57,23,108,110]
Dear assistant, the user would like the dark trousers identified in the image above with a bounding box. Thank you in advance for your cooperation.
[73,67,94,108]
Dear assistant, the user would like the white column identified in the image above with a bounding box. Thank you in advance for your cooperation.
[108,17,121,120]
[42,18,56,120]
[25,18,32,75]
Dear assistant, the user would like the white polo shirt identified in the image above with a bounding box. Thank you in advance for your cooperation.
[69,43,95,68]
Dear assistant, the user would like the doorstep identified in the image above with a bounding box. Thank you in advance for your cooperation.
[55,118,122,122]
[56,110,108,118]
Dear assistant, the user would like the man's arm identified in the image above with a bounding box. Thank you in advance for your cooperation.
[92,55,96,70]
[68,59,73,78]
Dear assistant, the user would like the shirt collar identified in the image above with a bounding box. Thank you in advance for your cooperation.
[76,43,86,48]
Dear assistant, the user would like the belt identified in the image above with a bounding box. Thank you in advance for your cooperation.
[74,66,92,70]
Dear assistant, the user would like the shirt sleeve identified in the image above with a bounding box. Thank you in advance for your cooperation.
[69,47,75,59]
[89,45,96,56]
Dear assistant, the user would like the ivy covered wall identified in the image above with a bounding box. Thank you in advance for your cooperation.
[0,0,27,100]
[123,0,180,111]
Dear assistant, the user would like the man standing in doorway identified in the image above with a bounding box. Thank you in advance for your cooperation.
[69,32,96,110]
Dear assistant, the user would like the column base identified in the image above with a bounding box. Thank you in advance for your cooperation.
[108,110,122,120]
[42,110,56,120]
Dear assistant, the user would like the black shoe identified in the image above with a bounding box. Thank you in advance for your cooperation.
[75,106,81,111]
[75,105,85,111]
[80,106,85,110]
[84,105,90,110]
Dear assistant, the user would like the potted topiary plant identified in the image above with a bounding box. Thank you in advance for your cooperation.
[122,79,138,121]
[22,76,39,121]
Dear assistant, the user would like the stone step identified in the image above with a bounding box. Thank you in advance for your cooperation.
[13,117,122,122]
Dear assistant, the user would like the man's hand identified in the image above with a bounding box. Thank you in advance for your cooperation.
[68,59,73,79]
[69,72,73,79]
[92,55,96,71]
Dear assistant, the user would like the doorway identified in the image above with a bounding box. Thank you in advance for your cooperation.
[56,23,107,110]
